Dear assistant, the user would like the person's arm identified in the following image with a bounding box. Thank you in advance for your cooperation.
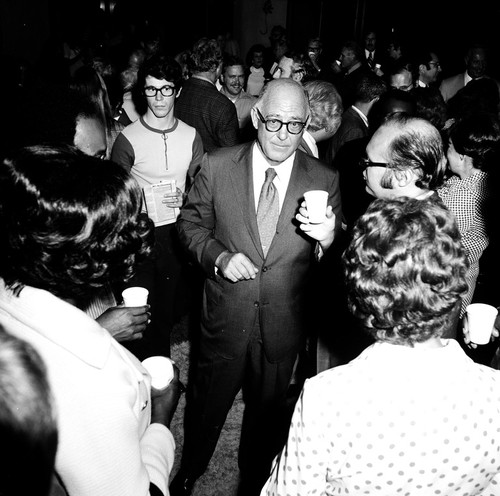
[261,381,332,496]
[187,132,205,188]
[177,154,228,277]
[96,305,150,342]
[110,133,135,171]
[215,100,240,148]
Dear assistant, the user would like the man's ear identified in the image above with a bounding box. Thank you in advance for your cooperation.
[251,107,259,130]
[393,168,414,187]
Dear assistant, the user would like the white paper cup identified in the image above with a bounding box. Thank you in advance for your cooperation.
[304,190,328,224]
[122,287,149,307]
[466,303,498,345]
[142,356,175,390]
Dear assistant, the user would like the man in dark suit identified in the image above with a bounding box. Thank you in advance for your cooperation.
[175,37,240,152]
[172,78,341,496]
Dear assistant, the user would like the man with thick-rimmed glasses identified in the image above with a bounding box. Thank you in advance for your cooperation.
[173,78,341,496]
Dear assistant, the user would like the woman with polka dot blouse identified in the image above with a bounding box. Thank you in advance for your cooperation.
[261,197,500,496]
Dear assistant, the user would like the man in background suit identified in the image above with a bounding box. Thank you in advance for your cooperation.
[175,37,240,152]
[440,43,500,103]
[172,78,341,496]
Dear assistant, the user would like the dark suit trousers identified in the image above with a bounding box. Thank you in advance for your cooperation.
[181,312,297,491]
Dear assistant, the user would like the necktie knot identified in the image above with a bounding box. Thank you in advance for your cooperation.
[265,167,277,183]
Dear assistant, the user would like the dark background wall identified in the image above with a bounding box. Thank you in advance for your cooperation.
[2,0,500,80]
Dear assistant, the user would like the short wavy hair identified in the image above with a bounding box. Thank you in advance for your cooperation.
[303,79,343,134]
[377,113,446,190]
[0,145,152,307]
[188,37,223,74]
[343,197,468,345]
[447,112,500,171]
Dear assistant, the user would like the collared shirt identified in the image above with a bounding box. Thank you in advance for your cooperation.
[351,104,369,128]
[252,141,294,212]
[417,79,427,88]
[301,130,318,158]
[220,87,257,129]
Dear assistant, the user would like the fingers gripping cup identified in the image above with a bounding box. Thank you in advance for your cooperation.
[122,287,149,307]
[141,356,175,391]
[304,190,328,224]
[466,303,498,345]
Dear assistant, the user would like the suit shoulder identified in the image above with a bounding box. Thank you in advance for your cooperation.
[297,149,337,177]
[206,142,252,161]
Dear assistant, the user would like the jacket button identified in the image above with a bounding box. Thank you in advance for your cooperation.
[262,266,268,272]
[254,301,259,307]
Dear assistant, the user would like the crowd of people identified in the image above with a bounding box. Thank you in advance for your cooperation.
[2,17,500,496]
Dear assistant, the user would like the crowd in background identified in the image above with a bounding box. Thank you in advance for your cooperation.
[2,13,500,496]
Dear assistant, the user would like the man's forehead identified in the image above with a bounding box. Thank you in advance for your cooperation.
[225,65,244,75]
[261,90,307,117]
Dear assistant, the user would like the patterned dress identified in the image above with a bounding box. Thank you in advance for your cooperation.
[438,170,489,314]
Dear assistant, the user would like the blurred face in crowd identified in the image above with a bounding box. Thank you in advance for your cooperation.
[466,47,487,79]
[420,53,441,84]
[222,65,245,97]
[365,31,377,52]
[390,69,413,91]
[339,48,356,70]
[252,51,264,69]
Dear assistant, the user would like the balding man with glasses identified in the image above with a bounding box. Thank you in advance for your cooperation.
[173,78,341,496]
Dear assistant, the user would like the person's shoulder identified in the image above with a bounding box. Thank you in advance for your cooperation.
[207,141,252,161]
[297,149,338,177]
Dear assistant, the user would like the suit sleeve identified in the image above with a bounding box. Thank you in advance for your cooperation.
[328,166,343,243]
[177,153,228,277]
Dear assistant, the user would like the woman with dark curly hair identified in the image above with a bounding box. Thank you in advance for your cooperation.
[262,197,500,496]
[438,112,500,315]
[0,145,181,496]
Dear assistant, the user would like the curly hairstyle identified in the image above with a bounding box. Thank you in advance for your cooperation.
[188,37,223,74]
[378,113,446,190]
[0,145,152,307]
[303,79,343,134]
[446,112,500,171]
[343,197,468,346]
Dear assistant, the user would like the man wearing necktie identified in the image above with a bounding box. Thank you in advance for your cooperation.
[174,78,341,496]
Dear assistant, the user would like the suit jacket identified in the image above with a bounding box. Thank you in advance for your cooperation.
[174,76,240,152]
[177,142,341,363]
[440,72,466,103]
[327,106,369,164]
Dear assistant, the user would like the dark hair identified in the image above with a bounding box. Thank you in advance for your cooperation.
[245,44,265,67]
[343,197,468,345]
[411,86,448,131]
[137,53,183,90]
[368,88,417,133]
[0,145,152,307]
[0,326,58,496]
[188,37,223,73]
[341,40,364,63]
[17,84,100,150]
[222,54,245,73]
[353,71,388,103]
[447,112,500,171]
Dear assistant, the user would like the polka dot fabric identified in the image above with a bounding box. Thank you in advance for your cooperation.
[261,340,500,495]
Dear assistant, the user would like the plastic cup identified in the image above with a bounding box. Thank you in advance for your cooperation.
[122,287,149,307]
[142,356,175,390]
[304,190,328,224]
[466,303,498,345]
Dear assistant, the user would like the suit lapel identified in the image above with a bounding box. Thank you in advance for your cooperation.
[228,143,264,257]
[278,152,314,229]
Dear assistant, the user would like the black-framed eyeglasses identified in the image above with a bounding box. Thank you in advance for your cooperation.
[429,61,441,69]
[144,85,175,97]
[359,157,389,169]
[255,108,307,135]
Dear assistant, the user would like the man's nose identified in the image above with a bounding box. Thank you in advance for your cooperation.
[277,124,289,140]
